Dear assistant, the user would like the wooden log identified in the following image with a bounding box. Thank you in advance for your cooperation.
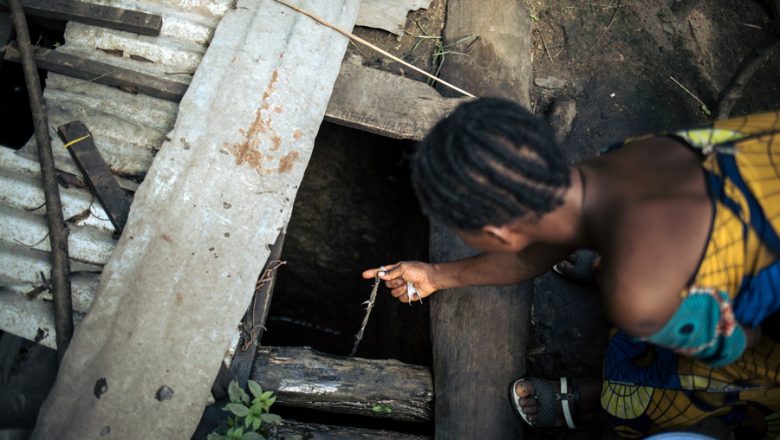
[16,0,162,36]
[57,121,132,232]
[427,1,533,439]
[273,420,429,440]
[3,44,460,141]
[3,43,187,102]
[251,346,433,422]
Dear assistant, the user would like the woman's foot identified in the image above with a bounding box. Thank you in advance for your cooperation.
[511,377,577,428]
[510,376,602,429]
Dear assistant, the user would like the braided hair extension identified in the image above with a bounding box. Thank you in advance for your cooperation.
[412,97,571,230]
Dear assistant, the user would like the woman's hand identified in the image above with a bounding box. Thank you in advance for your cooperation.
[362,261,439,303]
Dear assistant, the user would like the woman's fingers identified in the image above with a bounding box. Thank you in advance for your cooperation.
[390,285,408,298]
[385,278,405,289]
[381,262,405,280]
[362,262,401,279]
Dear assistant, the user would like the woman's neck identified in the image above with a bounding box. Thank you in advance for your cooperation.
[529,167,591,248]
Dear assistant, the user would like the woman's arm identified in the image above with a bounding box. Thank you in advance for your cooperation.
[362,242,574,302]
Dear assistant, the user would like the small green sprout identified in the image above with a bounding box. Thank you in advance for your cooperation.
[208,380,282,440]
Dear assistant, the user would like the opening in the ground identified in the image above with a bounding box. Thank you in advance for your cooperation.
[262,122,432,367]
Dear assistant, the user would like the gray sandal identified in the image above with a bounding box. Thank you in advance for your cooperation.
[509,377,579,429]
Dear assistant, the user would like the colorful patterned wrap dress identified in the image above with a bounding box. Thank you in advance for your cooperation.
[601,112,780,439]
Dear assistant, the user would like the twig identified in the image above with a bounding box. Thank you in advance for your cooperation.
[669,75,711,116]
[14,232,50,249]
[350,275,380,357]
[272,0,475,98]
[540,32,554,64]
[9,0,74,362]
[589,0,621,52]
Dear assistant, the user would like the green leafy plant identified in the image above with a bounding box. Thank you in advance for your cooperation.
[208,380,282,440]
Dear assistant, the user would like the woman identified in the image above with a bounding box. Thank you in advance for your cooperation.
[363,98,780,438]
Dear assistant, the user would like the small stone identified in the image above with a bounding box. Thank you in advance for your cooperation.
[94,378,108,399]
[548,99,577,144]
[534,76,567,90]
[155,385,174,401]
[100,426,111,436]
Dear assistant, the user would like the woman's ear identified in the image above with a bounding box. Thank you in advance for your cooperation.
[482,224,513,246]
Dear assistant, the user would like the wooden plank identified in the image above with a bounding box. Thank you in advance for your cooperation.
[251,346,433,422]
[427,0,533,439]
[274,420,429,440]
[3,43,187,102]
[230,231,285,386]
[325,61,469,141]
[57,121,131,232]
[18,0,162,36]
[4,43,460,141]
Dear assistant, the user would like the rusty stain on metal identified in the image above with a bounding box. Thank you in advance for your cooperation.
[278,151,299,174]
[228,69,291,172]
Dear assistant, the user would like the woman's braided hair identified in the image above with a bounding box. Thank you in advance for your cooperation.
[411,97,571,230]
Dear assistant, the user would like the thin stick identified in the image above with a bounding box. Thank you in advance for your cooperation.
[350,276,380,357]
[272,0,476,98]
[9,0,74,363]
[669,75,711,116]
[540,32,554,64]
[588,0,620,52]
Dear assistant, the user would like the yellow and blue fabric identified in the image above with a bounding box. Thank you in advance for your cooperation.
[601,111,780,438]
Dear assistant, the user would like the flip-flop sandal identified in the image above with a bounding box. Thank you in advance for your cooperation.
[509,377,579,429]
[552,249,601,283]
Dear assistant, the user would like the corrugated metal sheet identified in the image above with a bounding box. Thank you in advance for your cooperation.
[19,0,233,177]
[2,0,233,345]
[0,147,107,347]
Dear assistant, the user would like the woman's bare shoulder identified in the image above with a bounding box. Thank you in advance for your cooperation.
[598,198,710,337]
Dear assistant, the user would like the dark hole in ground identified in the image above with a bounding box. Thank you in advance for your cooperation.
[262,122,432,367]
[0,14,65,149]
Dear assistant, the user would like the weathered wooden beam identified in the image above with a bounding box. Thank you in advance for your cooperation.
[274,420,429,440]
[3,43,187,102]
[16,0,162,36]
[3,44,460,141]
[57,121,131,232]
[251,346,433,422]
[325,60,469,141]
[427,1,533,439]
